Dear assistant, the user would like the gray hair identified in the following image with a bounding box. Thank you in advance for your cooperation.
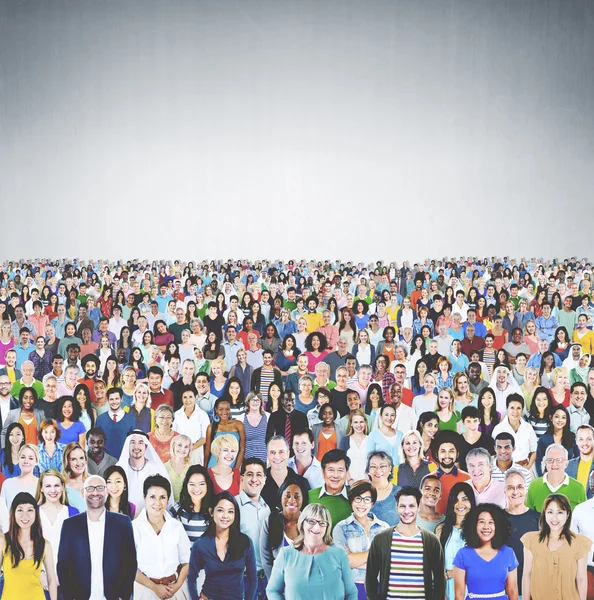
[544,443,569,460]
[267,435,290,451]
[295,503,334,548]
[365,450,394,476]
[504,468,527,484]
[466,447,493,468]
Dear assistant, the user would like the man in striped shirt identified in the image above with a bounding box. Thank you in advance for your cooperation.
[366,486,445,600]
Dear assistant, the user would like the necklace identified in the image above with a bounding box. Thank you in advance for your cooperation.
[378,480,391,493]
[129,458,148,472]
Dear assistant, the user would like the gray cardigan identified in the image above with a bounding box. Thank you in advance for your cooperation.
[312,421,345,458]
[1,407,47,447]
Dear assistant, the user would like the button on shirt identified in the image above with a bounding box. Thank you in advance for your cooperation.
[132,509,191,579]
[235,491,270,571]
[87,510,106,600]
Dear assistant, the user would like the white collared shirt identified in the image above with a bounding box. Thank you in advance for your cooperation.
[87,509,106,600]
[108,408,126,423]
[317,483,349,500]
[0,396,11,425]
[132,509,191,578]
[543,473,570,493]
[571,497,594,566]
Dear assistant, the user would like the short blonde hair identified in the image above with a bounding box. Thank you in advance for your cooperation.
[19,443,40,464]
[294,503,333,549]
[170,434,192,465]
[210,358,226,374]
[550,366,569,386]
[210,433,239,460]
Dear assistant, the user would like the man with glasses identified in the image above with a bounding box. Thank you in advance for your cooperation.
[0,375,19,446]
[58,474,137,600]
[236,457,270,599]
[504,469,539,600]
[526,443,586,512]
[366,486,445,600]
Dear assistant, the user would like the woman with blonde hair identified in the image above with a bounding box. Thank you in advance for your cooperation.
[520,367,540,411]
[147,405,178,463]
[452,371,477,413]
[549,366,571,407]
[392,430,437,488]
[35,469,79,571]
[412,372,438,418]
[339,408,369,482]
[435,388,460,432]
[61,441,88,512]
[267,503,357,600]
[208,357,228,399]
[165,434,192,502]
[523,320,540,355]
[207,432,241,496]
[123,382,155,433]
[1,444,40,508]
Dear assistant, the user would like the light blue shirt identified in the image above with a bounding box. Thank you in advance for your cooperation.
[287,456,324,489]
[235,490,271,571]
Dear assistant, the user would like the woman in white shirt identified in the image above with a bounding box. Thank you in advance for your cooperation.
[338,409,369,482]
[1,444,40,509]
[35,469,79,572]
[172,386,210,466]
[133,474,191,599]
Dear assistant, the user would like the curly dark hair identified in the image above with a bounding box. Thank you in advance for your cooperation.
[461,503,511,549]
[304,332,328,353]
[55,394,83,423]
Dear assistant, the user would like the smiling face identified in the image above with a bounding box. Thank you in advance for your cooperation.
[544,500,569,534]
[41,474,64,504]
[145,485,169,519]
[19,447,37,474]
[476,511,496,545]
[211,498,236,531]
[421,478,441,508]
[15,503,36,530]
[281,483,304,518]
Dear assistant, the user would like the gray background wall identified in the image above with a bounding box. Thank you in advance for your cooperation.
[1,0,593,263]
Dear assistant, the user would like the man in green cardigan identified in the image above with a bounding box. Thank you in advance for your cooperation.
[365,486,445,600]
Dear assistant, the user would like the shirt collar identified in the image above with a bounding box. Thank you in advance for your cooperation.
[436,465,459,477]
[543,472,569,491]
[319,484,349,500]
[237,490,268,509]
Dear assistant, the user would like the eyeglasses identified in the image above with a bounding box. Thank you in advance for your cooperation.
[353,496,373,504]
[505,485,525,492]
[84,485,106,493]
[305,518,328,528]
[545,458,566,465]
[368,464,390,472]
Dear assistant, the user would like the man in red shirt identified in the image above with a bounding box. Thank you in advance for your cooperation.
[147,366,174,409]
[391,364,414,407]
[433,432,471,514]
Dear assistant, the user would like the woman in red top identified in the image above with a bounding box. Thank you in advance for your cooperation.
[207,433,241,496]
[97,287,114,319]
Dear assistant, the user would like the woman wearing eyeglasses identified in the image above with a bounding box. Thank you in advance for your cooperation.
[267,502,357,600]
[334,480,389,600]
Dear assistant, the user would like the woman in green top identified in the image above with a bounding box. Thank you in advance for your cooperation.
[435,388,461,432]
[165,434,192,502]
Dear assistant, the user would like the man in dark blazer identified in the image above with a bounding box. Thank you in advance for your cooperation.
[0,374,19,446]
[58,474,137,600]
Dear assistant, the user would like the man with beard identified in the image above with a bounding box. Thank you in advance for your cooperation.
[58,474,137,600]
[567,424,594,497]
[432,432,471,514]
[77,354,100,403]
[86,427,118,477]
[366,486,445,600]
[116,430,171,510]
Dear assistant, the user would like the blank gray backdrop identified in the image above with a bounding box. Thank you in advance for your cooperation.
[1,0,593,263]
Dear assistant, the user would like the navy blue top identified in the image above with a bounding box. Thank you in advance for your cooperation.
[188,534,257,600]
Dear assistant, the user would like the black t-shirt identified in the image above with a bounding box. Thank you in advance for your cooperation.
[330,389,350,418]
[506,509,540,594]
[203,314,225,337]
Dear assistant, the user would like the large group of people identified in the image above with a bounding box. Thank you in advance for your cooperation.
[0,254,594,598]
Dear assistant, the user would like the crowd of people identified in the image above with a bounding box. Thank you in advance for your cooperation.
[0,255,593,599]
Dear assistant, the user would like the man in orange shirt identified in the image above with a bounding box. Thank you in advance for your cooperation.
[433,432,471,514]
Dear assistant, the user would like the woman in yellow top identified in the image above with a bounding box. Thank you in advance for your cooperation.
[0,491,57,600]
[522,493,591,600]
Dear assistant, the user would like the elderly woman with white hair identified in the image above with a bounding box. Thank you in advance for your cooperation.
[267,502,357,600]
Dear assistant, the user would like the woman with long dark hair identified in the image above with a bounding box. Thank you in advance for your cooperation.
[0,422,26,479]
[522,493,590,600]
[261,478,310,578]
[104,464,136,519]
[169,464,214,543]
[187,491,257,600]
[435,481,476,600]
[535,404,578,476]
[0,492,58,599]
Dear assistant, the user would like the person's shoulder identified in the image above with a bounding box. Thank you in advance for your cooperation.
[520,530,539,547]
